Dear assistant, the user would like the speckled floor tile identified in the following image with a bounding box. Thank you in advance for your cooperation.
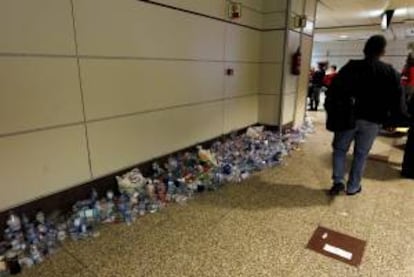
[177,211,316,277]
[242,223,316,277]
[18,249,96,277]
[371,191,414,226]
[360,223,414,277]
[63,199,230,277]
[288,248,361,277]
[62,209,171,276]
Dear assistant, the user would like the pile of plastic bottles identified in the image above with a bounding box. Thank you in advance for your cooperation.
[0,118,314,275]
[0,211,66,275]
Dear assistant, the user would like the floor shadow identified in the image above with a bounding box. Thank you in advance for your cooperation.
[394,143,406,151]
[320,152,401,181]
[197,176,334,211]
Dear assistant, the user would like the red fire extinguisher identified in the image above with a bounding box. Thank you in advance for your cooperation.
[291,47,301,75]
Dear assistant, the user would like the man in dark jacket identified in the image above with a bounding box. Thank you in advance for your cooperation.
[309,62,327,111]
[325,35,403,196]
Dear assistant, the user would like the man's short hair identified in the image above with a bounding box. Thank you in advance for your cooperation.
[363,35,387,57]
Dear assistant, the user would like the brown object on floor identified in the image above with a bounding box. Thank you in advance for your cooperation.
[306,226,367,267]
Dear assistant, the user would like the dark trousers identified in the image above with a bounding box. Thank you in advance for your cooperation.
[310,86,321,111]
[402,126,414,177]
[332,120,380,192]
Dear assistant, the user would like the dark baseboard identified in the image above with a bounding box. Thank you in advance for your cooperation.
[262,122,294,132]
[1,122,290,230]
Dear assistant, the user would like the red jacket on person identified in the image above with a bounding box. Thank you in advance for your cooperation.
[323,72,337,87]
[402,66,414,87]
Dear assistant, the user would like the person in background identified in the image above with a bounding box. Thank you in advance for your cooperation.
[325,35,403,196]
[324,65,338,88]
[308,67,316,109]
[401,53,414,178]
[401,53,414,100]
[309,62,327,111]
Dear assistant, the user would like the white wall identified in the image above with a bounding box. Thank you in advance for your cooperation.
[312,38,414,72]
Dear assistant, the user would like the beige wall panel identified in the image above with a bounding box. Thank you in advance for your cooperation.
[263,12,286,29]
[80,59,224,120]
[284,73,299,95]
[262,0,287,12]
[291,0,305,15]
[224,95,258,133]
[226,25,261,62]
[294,35,313,127]
[261,31,285,62]
[88,102,224,177]
[258,94,281,125]
[151,0,226,18]
[259,63,283,94]
[282,93,296,124]
[287,30,301,58]
[225,63,260,97]
[0,0,75,54]
[0,125,91,210]
[73,0,225,60]
[240,0,264,12]
[236,7,263,29]
[0,57,84,135]
[305,0,317,20]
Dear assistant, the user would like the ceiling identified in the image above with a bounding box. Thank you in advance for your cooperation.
[314,0,414,41]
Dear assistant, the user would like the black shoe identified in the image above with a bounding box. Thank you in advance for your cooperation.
[329,183,345,196]
[346,187,362,196]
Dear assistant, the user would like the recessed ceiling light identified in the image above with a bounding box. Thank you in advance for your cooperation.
[394,8,408,17]
[367,10,383,17]
[340,35,348,39]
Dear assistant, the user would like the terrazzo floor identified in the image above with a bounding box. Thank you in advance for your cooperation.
[20,112,414,277]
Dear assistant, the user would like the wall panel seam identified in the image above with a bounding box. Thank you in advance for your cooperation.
[279,0,290,128]
[70,0,93,178]
[86,94,259,124]
[289,28,313,37]
[227,0,286,15]
[139,0,261,31]
[221,22,228,135]
[0,53,284,64]
[262,10,287,15]
[0,94,258,139]
[259,93,283,96]
[137,0,285,32]
[0,122,85,139]
[236,1,263,14]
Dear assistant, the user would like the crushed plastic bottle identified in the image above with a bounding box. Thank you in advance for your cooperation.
[29,245,43,264]
[6,213,21,233]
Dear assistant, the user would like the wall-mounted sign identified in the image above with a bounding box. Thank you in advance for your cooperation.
[228,2,242,19]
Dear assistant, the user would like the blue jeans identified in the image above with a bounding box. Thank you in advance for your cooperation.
[332,120,380,193]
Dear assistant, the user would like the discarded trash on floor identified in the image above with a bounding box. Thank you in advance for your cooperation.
[306,226,366,267]
[0,117,315,275]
